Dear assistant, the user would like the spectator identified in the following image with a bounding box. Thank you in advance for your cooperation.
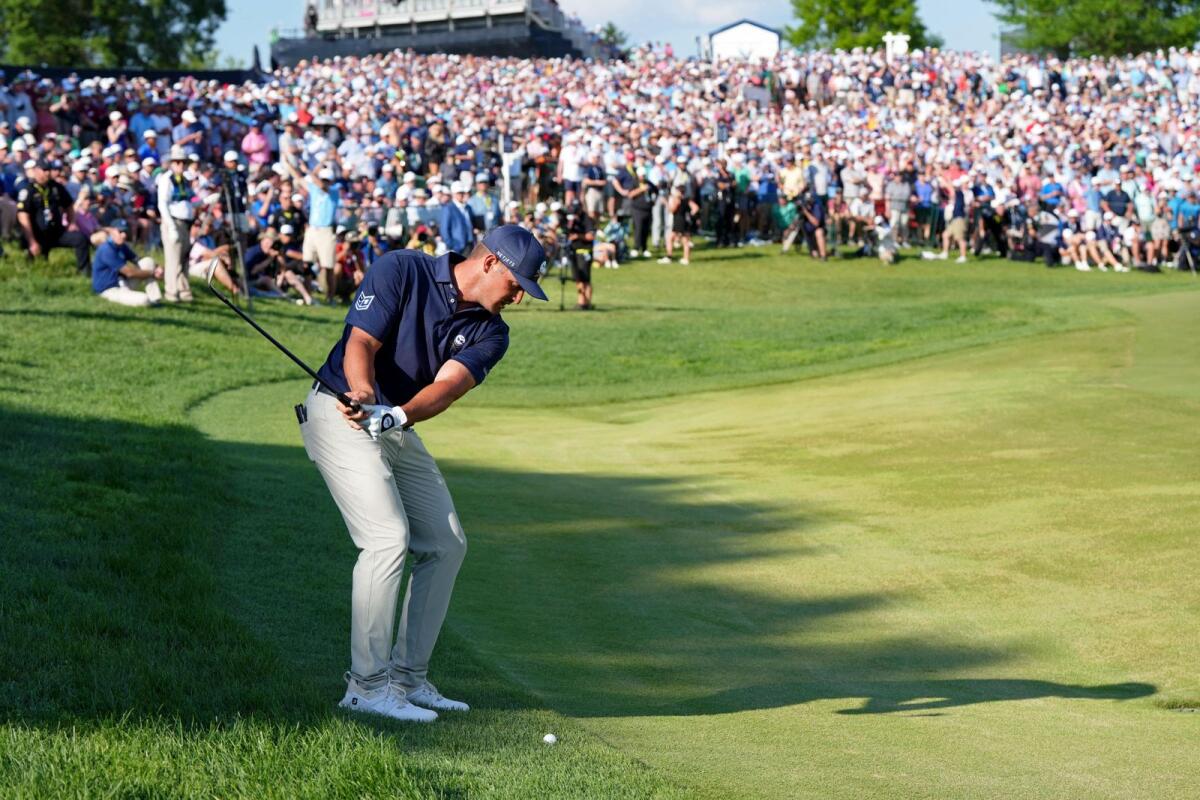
[440,181,474,255]
[91,219,163,307]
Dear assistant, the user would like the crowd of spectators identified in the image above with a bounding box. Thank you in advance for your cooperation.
[4,42,1200,307]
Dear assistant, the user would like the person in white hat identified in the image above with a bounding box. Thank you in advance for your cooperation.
[285,159,340,303]
[155,146,195,302]
[440,181,475,254]
[106,110,128,150]
[172,109,203,158]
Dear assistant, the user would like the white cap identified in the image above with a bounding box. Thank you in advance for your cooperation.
[109,111,122,122]
[403,171,416,182]
[144,129,157,138]
[181,109,197,123]
[23,158,38,170]
[223,150,239,162]
[317,167,335,180]
[291,192,304,203]
[16,116,30,128]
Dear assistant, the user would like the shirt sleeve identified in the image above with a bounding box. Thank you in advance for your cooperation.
[344,257,407,342]
[452,328,509,385]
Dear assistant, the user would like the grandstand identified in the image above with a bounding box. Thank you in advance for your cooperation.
[271,0,606,67]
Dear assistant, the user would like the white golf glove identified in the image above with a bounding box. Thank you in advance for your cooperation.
[363,404,408,442]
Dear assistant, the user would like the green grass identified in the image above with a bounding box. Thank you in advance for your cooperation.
[2,247,1198,797]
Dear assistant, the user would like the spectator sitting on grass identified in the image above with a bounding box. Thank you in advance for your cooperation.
[91,219,162,307]
[187,217,242,297]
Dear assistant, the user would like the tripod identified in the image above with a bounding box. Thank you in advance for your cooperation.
[219,175,253,311]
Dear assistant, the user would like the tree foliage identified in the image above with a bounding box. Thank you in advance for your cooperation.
[787,0,943,51]
[0,0,227,68]
[989,0,1200,58]
[599,22,629,49]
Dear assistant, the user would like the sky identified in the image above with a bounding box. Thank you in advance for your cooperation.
[216,0,1001,70]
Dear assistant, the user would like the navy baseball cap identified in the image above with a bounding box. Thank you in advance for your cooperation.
[481,225,548,301]
[108,219,129,233]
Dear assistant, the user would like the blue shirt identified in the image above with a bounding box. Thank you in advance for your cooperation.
[1039,182,1064,208]
[315,250,510,406]
[92,240,137,294]
[306,177,339,227]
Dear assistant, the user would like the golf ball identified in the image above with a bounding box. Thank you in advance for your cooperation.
[543,733,558,745]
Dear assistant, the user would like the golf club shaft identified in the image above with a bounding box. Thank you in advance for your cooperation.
[205,281,361,412]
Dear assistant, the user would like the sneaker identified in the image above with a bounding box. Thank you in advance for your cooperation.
[1115,264,1131,272]
[406,682,470,712]
[642,250,652,258]
[338,674,438,723]
[1098,264,1109,272]
[1075,262,1092,272]
[936,252,949,260]
[921,250,937,260]
[955,255,968,264]
[679,258,690,265]
[657,256,672,264]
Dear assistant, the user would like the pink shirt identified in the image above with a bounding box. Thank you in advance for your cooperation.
[241,130,269,166]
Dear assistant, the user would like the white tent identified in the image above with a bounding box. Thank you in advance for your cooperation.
[708,19,781,63]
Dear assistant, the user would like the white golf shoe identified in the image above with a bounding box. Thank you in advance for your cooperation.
[338,674,438,723]
[406,682,470,712]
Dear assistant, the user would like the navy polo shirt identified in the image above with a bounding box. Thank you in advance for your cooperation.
[316,250,509,406]
[91,240,137,294]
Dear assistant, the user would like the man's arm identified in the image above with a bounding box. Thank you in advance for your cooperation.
[338,327,476,427]
[17,210,38,255]
[338,326,382,427]
[400,360,476,424]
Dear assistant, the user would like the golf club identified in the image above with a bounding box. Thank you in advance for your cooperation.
[204,262,361,412]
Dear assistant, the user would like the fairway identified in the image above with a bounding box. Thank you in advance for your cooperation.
[3,250,1198,797]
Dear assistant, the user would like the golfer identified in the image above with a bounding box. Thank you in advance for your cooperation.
[300,225,547,722]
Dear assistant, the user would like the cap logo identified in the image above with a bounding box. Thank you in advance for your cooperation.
[493,248,516,269]
[538,260,547,277]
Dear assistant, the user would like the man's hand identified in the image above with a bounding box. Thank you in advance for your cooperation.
[363,404,408,441]
[28,240,41,257]
[337,389,375,430]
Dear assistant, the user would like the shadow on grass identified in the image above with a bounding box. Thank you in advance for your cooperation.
[0,404,1155,736]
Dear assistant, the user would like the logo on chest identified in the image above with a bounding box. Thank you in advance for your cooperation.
[451,333,467,353]
[355,293,374,311]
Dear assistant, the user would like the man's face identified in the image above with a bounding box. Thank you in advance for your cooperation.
[479,254,525,313]
[110,228,127,245]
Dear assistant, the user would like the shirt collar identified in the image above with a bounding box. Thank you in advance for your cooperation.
[433,251,466,285]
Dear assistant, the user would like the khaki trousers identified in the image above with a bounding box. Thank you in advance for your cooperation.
[162,217,192,301]
[299,388,467,691]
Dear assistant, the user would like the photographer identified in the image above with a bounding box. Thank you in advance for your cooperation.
[565,203,594,310]
[789,189,827,260]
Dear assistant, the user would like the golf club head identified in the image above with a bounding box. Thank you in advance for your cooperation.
[204,258,221,293]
